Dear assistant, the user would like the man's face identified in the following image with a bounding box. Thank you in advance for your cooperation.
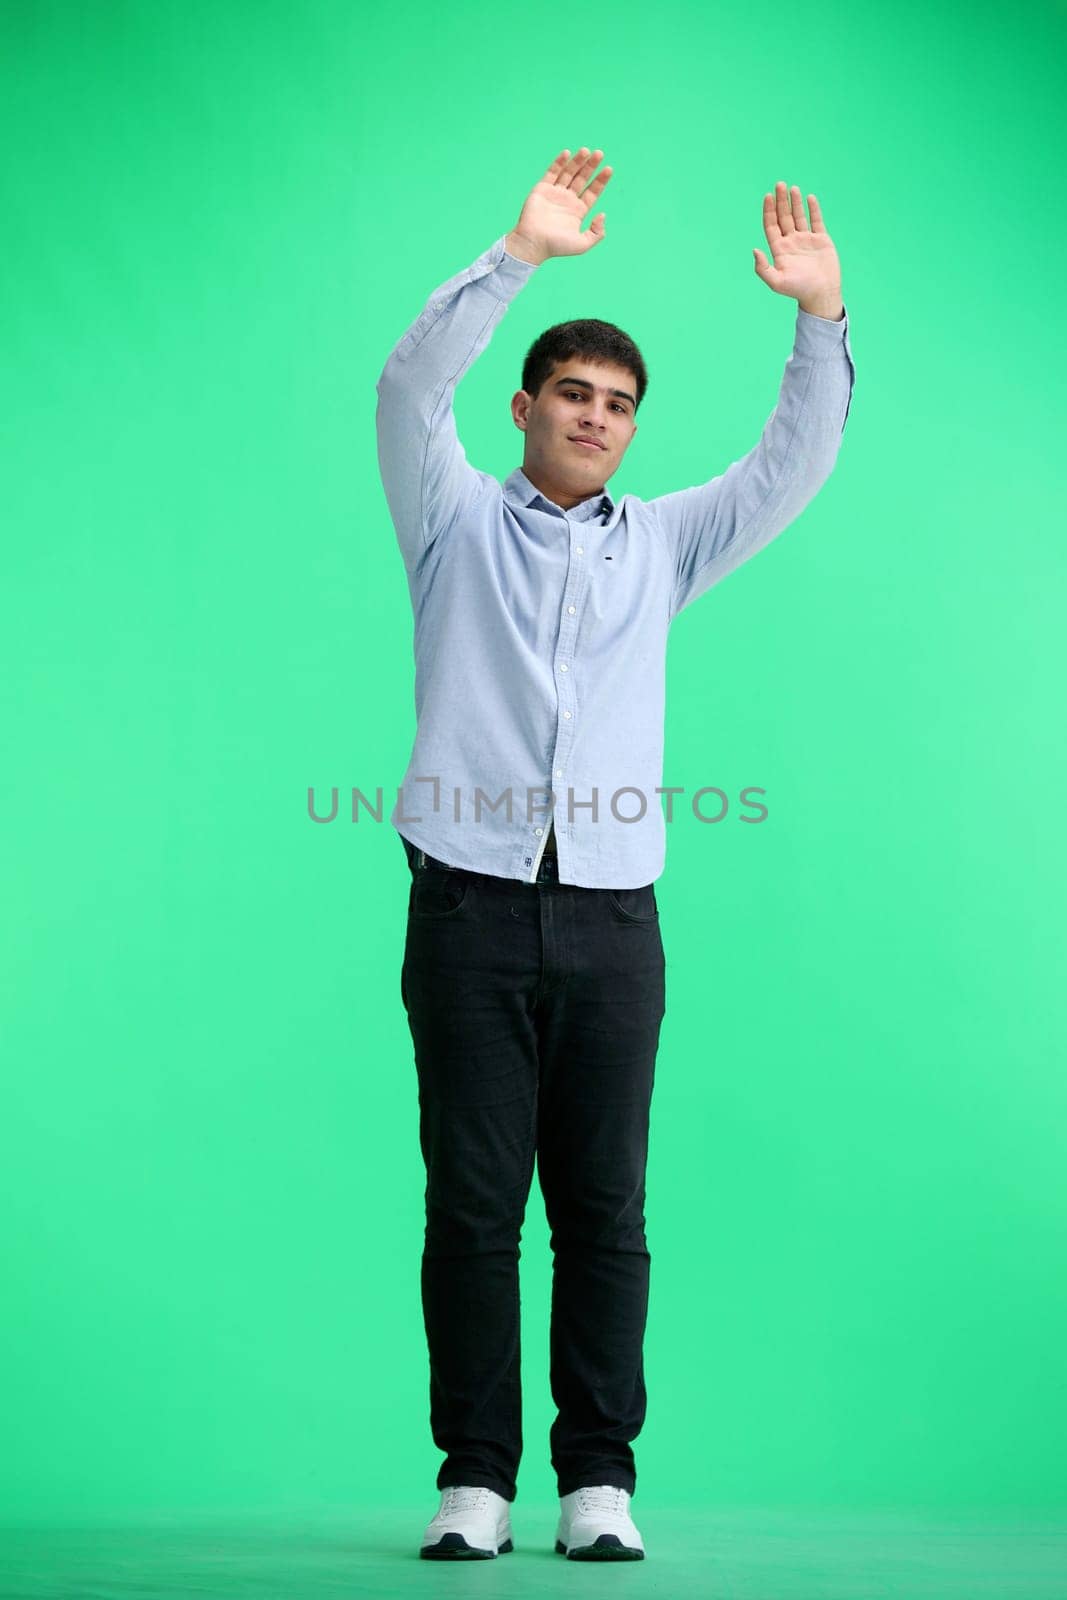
[510,358,639,507]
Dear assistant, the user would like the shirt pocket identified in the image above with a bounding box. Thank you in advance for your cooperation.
[583,550,628,638]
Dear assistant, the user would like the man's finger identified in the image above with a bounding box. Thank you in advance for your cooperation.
[762,193,782,247]
[558,146,590,187]
[563,147,599,191]
[581,165,613,208]
[542,149,572,182]
[753,247,779,285]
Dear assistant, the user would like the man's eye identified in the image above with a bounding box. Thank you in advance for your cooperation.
[567,391,625,413]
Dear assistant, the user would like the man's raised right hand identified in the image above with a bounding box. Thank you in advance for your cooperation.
[505,148,612,266]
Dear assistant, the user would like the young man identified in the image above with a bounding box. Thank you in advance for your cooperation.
[375,147,855,1561]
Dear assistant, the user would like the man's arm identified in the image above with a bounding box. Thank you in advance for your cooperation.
[374,240,539,574]
[375,147,613,574]
[651,182,855,618]
[655,305,855,617]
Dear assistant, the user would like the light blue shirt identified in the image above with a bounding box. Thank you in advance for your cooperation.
[376,234,855,888]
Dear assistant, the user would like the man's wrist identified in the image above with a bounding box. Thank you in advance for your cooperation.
[798,293,845,321]
[504,230,549,267]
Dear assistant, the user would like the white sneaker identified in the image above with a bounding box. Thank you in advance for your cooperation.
[419,1484,514,1559]
[555,1484,645,1559]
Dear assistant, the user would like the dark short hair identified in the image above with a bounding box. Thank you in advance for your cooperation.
[521,318,648,414]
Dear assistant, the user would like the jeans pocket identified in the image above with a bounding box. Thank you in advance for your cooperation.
[410,868,473,919]
[607,884,659,924]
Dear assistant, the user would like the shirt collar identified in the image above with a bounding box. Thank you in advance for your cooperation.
[504,465,615,523]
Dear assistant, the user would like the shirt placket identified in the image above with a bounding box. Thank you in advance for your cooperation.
[523,506,593,884]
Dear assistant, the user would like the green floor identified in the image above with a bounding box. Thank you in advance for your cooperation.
[1,1507,1065,1599]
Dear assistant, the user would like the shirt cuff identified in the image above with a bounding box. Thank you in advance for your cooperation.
[794,302,850,358]
[488,236,541,295]
[797,301,848,327]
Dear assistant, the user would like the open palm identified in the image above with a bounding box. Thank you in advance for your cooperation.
[754,183,841,303]
[510,148,612,260]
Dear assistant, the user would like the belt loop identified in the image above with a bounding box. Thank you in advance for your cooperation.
[419,847,426,868]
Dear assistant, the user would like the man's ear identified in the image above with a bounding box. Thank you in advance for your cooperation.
[510,389,530,431]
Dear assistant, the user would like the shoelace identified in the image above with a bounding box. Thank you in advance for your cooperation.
[575,1485,629,1517]
[441,1485,490,1513]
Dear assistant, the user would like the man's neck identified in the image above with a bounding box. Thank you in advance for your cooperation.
[522,464,602,513]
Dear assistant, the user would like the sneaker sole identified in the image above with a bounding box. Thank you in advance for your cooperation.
[556,1535,644,1560]
[421,1533,514,1559]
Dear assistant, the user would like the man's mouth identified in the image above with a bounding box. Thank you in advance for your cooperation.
[569,437,605,450]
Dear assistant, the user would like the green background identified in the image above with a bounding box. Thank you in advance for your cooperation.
[3,0,1066,1534]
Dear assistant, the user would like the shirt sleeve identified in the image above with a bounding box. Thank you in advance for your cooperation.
[375,235,540,573]
[651,306,856,619]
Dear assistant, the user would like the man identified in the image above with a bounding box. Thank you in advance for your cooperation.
[375,146,854,1561]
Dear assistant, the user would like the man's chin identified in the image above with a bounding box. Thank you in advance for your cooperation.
[561,454,608,478]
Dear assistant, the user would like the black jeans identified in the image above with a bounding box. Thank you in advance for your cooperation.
[399,833,666,1502]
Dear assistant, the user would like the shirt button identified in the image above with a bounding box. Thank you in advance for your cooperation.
[559,663,568,672]
[535,827,543,836]
[576,545,584,555]
[564,710,572,719]
[555,768,563,777]
[568,604,576,614]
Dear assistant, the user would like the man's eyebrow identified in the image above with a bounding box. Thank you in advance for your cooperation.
[553,375,636,409]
